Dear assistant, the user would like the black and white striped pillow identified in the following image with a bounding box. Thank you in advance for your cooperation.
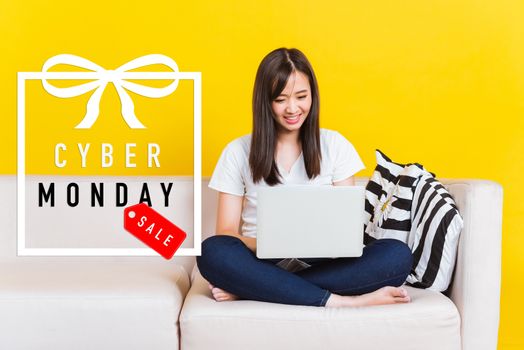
[406,175,463,291]
[364,150,429,243]
[364,150,463,292]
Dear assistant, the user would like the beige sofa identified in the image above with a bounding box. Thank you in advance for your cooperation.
[0,176,502,350]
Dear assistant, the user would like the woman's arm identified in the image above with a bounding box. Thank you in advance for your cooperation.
[216,192,257,253]
[333,176,356,186]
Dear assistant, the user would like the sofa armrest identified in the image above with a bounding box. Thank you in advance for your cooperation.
[442,179,503,350]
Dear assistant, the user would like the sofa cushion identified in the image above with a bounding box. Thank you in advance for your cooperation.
[180,271,461,350]
[0,261,190,350]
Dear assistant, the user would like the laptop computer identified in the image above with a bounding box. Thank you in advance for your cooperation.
[256,185,366,259]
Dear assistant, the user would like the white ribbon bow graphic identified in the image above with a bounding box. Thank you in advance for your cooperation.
[41,54,180,129]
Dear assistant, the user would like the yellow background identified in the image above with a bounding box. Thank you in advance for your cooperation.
[1,0,522,348]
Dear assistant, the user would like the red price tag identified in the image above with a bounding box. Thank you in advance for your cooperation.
[124,203,186,260]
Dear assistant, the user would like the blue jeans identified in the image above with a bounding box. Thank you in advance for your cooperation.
[196,235,413,307]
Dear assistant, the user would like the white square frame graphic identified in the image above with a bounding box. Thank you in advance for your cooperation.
[17,71,202,257]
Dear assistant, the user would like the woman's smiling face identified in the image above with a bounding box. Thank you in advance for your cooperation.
[271,70,312,134]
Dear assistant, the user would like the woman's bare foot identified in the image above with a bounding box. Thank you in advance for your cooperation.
[325,286,411,308]
[208,283,239,302]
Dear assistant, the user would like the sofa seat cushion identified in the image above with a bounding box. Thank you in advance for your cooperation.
[0,261,190,350]
[180,271,461,350]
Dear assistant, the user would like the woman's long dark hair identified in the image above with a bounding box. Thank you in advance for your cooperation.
[249,48,321,185]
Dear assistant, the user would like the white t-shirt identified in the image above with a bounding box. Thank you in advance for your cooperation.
[208,128,365,238]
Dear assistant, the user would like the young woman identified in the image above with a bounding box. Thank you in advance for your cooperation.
[197,48,413,307]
